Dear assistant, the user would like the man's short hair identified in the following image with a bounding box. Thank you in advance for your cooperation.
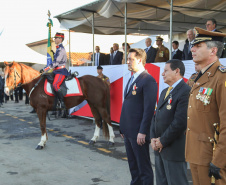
[166,59,185,77]
[207,18,217,28]
[129,48,147,66]
[206,41,224,58]
[122,42,131,49]
[113,43,119,47]
[172,41,179,46]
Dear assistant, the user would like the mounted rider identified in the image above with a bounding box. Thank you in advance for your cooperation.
[43,32,69,108]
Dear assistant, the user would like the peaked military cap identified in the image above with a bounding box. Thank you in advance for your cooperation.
[156,36,163,41]
[54,32,64,39]
[192,27,226,45]
[97,65,103,70]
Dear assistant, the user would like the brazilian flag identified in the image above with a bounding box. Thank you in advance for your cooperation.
[47,19,53,66]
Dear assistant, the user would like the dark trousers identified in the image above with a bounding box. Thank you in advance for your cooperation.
[124,137,153,185]
[155,153,188,185]
[14,88,19,102]
[0,90,3,104]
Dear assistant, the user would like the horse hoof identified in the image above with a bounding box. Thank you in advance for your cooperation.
[108,141,115,146]
[89,140,95,145]
[35,145,44,150]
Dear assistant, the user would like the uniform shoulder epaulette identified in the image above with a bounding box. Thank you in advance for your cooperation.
[218,65,226,73]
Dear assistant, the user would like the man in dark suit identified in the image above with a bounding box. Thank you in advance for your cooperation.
[91,46,106,66]
[172,41,183,60]
[182,29,195,60]
[145,38,157,63]
[120,48,158,185]
[105,47,114,65]
[111,43,123,65]
[206,18,221,32]
[150,59,190,185]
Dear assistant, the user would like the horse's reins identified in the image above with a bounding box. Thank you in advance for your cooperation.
[7,63,42,98]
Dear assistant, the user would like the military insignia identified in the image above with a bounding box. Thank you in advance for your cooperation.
[166,95,172,110]
[218,65,226,73]
[197,87,212,105]
[166,105,171,110]
[132,83,137,95]
[159,51,164,57]
[194,28,199,37]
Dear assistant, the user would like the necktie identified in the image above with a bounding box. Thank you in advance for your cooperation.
[110,54,113,65]
[172,51,176,58]
[113,51,116,59]
[188,43,191,54]
[96,53,99,66]
[127,75,134,93]
[56,45,59,49]
[145,48,148,53]
[164,87,173,99]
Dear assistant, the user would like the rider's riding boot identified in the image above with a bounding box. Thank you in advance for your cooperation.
[56,89,65,109]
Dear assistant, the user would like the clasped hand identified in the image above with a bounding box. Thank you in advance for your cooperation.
[151,137,163,152]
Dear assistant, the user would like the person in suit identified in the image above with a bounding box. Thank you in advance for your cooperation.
[122,42,130,64]
[206,18,221,32]
[150,59,190,185]
[172,41,183,60]
[111,43,123,65]
[91,46,106,66]
[182,29,195,60]
[145,38,157,63]
[120,48,158,185]
[185,27,226,185]
[105,47,113,65]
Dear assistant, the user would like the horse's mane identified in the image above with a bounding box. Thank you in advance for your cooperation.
[15,62,41,84]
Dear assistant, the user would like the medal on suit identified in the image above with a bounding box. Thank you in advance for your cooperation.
[132,83,137,95]
[166,95,172,110]
[196,87,203,99]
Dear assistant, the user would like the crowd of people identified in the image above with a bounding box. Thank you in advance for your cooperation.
[119,25,226,185]
[90,18,226,67]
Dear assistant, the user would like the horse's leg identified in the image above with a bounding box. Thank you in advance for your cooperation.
[36,108,48,150]
[88,104,102,145]
[98,107,115,146]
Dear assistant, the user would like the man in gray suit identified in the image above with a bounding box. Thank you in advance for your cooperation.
[150,59,190,185]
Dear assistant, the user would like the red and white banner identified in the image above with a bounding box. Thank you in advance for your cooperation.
[69,59,226,123]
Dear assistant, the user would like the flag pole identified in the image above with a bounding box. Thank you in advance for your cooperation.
[47,10,54,66]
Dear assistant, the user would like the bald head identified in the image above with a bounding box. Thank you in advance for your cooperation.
[145,38,152,47]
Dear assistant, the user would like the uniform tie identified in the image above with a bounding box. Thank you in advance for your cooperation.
[164,87,173,99]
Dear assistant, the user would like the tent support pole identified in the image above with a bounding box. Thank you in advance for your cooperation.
[92,12,95,66]
[125,3,127,64]
[69,29,71,67]
[169,0,173,60]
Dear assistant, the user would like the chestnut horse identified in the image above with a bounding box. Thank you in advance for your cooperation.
[4,62,115,149]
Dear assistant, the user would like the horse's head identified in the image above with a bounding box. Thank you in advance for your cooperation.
[4,61,22,96]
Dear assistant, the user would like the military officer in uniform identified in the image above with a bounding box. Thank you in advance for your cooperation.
[97,65,110,87]
[186,63,201,87]
[42,32,69,108]
[154,36,169,62]
[185,27,226,185]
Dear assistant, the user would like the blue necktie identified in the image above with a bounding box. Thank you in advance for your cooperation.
[127,75,134,93]
[96,53,99,66]
[145,48,148,53]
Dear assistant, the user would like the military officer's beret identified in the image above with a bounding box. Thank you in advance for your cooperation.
[192,27,226,45]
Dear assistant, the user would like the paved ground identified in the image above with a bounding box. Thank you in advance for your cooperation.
[0,100,193,185]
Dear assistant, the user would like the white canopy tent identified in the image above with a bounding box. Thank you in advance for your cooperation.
[0,29,47,69]
[54,0,226,64]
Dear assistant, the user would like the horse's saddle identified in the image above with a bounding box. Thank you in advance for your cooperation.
[42,71,83,97]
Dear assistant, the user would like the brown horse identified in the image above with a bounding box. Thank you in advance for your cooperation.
[4,62,115,149]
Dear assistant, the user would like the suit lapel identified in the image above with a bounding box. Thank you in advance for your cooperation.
[191,61,220,93]
[157,80,185,109]
[124,71,146,98]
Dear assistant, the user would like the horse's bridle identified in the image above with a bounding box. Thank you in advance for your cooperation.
[6,63,23,90]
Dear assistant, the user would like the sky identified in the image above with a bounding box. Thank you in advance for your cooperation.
[0,0,97,44]
[0,0,150,53]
